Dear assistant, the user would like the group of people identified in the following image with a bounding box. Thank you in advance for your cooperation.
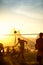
[0,32,43,65]
[14,32,43,64]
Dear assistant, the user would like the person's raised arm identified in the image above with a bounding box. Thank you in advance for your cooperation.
[24,40,27,44]
[25,40,27,44]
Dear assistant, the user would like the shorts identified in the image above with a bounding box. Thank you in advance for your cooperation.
[37,55,42,62]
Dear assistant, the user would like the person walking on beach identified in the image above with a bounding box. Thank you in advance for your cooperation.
[35,32,43,65]
[15,38,27,59]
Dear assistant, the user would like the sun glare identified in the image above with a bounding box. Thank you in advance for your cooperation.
[0,22,11,39]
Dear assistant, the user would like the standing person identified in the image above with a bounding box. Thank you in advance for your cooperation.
[0,43,4,65]
[6,46,10,56]
[35,33,43,65]
[14,38,27,59]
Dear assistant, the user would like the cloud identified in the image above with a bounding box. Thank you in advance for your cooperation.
[0,0,43,20]
[0,0,43,9]
[1,1,43,17]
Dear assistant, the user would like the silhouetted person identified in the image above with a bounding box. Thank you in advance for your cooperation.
[35,33,43,65]
[0,43,4,65]
[11,46,17,56]
[15,38,27,59]
[6,46,10,55]
[0,44,12,65]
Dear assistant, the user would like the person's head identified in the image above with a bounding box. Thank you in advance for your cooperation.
[18,38,20,41]
[0,43,3,50]
[39,32,43,38]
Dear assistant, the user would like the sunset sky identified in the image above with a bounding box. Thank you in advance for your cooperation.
[0,0,43,46]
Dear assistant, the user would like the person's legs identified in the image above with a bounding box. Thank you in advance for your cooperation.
[37,55,42,65]
[21,48,24,59]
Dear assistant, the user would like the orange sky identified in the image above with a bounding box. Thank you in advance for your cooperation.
[0,10,43,46]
